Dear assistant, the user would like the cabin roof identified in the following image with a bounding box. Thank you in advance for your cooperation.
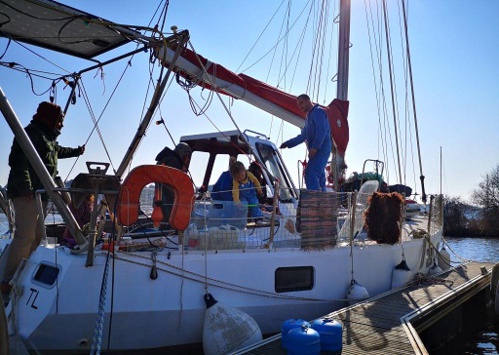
[180,130,252,156]
[0,0,141,59]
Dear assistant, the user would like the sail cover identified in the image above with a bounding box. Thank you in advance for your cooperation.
[0,0,140,59]
[156,45,349,156]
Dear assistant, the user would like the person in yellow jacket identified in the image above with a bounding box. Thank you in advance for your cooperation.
[229,161,263,220]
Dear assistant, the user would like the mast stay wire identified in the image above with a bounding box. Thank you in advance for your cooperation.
[364,0,393,184]
[364,0,423,197]
[400,0,426,203]
[381,0,403,184]
[366,0,402,186]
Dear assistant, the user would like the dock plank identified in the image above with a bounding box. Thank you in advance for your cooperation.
[239,261,494,354]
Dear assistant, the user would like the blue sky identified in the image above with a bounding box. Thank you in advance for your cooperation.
[0,1,498,203]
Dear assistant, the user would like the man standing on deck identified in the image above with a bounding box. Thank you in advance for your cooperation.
[1,102,85,299]
[280,94,331,191]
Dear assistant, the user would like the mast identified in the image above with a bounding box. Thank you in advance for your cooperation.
[331,0,351,190]
[336,0,351,101]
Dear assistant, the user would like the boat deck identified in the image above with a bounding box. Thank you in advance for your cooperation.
[237,261,494,354]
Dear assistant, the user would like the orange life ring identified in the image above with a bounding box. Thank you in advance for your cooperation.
[117,165,194,231]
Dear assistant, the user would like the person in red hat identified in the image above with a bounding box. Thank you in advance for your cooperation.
[1,102,85,300]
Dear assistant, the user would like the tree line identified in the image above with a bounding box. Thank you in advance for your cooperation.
[444,164,499,238]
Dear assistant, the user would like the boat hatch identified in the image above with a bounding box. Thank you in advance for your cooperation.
[0,0,141,59]
[32,262,60,289]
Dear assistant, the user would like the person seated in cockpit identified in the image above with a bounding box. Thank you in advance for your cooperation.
[211,155,236,201]
[230,161,264,221]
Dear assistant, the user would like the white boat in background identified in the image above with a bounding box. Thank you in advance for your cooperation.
[0,0,445,353]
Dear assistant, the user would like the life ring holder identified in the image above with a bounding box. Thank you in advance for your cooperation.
[117,165,195,231]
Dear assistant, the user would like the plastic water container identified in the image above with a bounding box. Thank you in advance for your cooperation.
[281,319,311,350]
[192,201,247,230]
[311,318,343,353]
[286,325,320,355]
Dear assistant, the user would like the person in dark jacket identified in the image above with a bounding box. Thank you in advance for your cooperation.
[1,102,85,297]
[155,142,192,224]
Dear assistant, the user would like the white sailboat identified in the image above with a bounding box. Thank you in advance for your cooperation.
[0,0,444,353]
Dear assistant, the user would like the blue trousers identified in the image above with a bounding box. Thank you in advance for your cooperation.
[239,187,263,218]
[305,149,329,191]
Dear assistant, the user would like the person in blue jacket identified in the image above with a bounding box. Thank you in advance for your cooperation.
[280,94,331,191]
[211,155,236,201]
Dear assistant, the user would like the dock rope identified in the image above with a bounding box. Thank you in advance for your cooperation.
[410,272,451,286]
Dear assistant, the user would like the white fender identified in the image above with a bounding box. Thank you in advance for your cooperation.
[438,246,451,271]
[391,259,412,289]
[202,293,262,355]
[429,262,443,276]
[347,280,369,305]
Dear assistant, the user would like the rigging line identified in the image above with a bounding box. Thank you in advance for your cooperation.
[284,18,309,91]
[82,56,135,145]
[59,79,112,182]
[0,62,65,97]
[311,0,327,100]
[364,0,389,171]
[401,0,426,202]
[9,39,72,73]
[184,42,274,173]
[152,0,170,33]
[0,38,10,60]
[236,0,287,73]
[240,0,313,73]
[375,20,394,184]
[187,95,249,159]
[306,1,319,96]
[0,61,64,79]
[311,0,330,100]
[396,0,410,186]
[322,0,337,105]
[275,0,291,90]
[72,62,135,178]
[315,0,332,101]
[272,0,310,91]
[382,0,403,183]
[265,0,291,140]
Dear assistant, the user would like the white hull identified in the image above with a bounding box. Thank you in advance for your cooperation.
[1,223,441,352]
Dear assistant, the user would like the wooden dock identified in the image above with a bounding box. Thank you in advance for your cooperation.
[237,261,494,355]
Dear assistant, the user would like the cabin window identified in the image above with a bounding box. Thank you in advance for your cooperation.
[32,263,60,288]
[275,266,314,292]
[255,143,297,201]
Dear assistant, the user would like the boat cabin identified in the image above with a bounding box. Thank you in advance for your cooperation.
[180,129,299,203]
